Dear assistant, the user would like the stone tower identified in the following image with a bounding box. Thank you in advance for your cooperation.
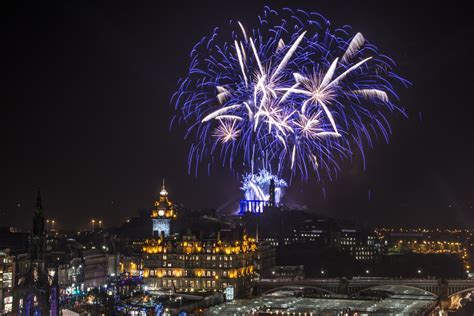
[13,190,51,315]
[151,180,176,237]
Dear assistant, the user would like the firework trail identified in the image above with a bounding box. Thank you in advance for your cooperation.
[172,6,408,182]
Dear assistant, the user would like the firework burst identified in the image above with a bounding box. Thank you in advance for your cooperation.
[172,6,408,181]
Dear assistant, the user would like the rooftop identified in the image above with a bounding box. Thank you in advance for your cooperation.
[207,285,437,315]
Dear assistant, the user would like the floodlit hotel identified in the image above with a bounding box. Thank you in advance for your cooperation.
[142,236,258,297]
[141,183,274,297]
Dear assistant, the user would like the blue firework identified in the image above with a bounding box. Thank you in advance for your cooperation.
[172,6,408,181]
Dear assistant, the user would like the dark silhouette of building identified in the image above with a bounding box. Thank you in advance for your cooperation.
[0,228,28,251]
[12,190,58,315]
[269,179,276,207]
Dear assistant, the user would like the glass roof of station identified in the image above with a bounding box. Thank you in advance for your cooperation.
[208,285,437,315]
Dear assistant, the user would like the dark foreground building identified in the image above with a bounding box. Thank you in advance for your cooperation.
[12,191,59,315]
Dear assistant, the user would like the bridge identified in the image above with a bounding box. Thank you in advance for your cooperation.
[254,278,474,307]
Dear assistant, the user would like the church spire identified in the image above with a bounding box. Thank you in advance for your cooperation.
[160,178,168,196]
[32,188,45,237]
[35,188,43,212]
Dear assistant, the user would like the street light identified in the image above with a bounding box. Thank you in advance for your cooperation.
[98,220,102,229]
[365,269,370,275]
[91,219,95,231]
[51,220,55,231]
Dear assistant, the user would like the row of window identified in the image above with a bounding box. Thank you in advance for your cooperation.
[149,279,219,289]
[161,262,238,268]
[161,255,236,261]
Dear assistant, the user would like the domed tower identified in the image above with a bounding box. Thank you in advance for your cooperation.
[151,179,176,237]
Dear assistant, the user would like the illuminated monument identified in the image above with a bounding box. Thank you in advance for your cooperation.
[239,169,287,214]
[151,180,176,237]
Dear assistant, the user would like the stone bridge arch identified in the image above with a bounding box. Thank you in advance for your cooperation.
[448,287,474,298]
[350,284,438,298]
[254,279,474,298]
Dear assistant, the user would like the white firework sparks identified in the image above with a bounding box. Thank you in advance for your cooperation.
[212,119,241,143]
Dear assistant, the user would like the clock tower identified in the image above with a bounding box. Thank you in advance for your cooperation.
[151,180,176,237]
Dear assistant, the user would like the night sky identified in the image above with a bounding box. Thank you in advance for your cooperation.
[1,1,472,230]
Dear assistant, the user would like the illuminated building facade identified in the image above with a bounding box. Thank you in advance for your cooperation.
[0,251,31,314]
[142,235,257,297]
[0,251,14,313]
[338,229,381,261]
[81,249,108,288]
[377,228,471,274]
[151,181,176,237]
[244,207,384,263]
[120,255,142,277]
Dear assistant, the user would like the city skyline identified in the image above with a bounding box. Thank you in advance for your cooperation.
[1,0,473,230]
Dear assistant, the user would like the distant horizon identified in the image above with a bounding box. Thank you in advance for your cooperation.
[3,191,471,232]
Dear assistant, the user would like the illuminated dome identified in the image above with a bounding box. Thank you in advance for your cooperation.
[160,186,168,196]
[151,179,176,219]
